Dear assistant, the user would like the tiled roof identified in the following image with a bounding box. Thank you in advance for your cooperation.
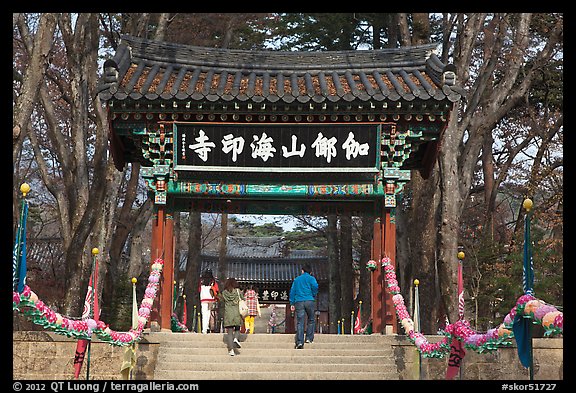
[24,237,328,286]
[222,236,284,259]
[195,257,328,284]
[179,236,329,283]
[98,35,462,105]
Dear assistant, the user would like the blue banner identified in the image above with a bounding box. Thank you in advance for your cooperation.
[13,199,28,293]
[523,214,534,296]
[514,211,534,369]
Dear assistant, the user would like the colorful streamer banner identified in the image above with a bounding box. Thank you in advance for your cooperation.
[413,283,420,333]
[446,338,466,379]
[172,281,178,312]
[182,298,188,326]
[353,303,362,334]
[458,267,465,320]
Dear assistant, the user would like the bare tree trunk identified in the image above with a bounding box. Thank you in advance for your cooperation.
[411,13,430,45]
[482,131,496,241]
[92,159,123,321]
[339,214,354,333]
[437,110,461,325]
[50,13,110,317]
[101,164,144,321]
[358,216,373,326]
[184,212,202,330]
[218,213,228,285]
[400,172,441,333]
[127,199,154,280]
[13,13,57,149]
[221,15,237,49]
[154,13,172,41]
[396,14,411,47]
[13,13,57,227]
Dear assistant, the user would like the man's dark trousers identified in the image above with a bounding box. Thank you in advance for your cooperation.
[294,299,315,346]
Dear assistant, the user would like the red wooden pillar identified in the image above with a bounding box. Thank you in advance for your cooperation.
[159,212,175,330]
[149,207,165,327]
[371,207,398,334]
[383,209,397,333]
[149,206,175,330]
[371,217,384,334]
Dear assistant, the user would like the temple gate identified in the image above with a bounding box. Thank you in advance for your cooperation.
[97,35,461,333]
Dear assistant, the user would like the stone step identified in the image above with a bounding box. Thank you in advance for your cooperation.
[155,354,395,365]
[153,370,398,380]
[155,347,393,357]
[162,337,390,350]
[12,373,119,381]
[148,332,398,343]
[151,332,402,380]
[155,360,394,373]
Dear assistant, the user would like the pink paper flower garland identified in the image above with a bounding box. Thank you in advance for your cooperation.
[13,258,164,347]
[366,260,377,271]
[380,257,563,358]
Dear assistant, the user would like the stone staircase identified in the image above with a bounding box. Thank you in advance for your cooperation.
[152,332,399,380]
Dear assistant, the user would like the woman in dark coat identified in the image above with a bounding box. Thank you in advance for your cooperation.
[219,277,244,356]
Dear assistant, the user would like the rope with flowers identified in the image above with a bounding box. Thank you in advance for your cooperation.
[12,258,165,347]
[380,257,563,358]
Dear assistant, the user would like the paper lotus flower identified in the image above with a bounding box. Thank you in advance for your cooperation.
[401,318,414,332]
[523,300,543,315]
[148,274,159,283]
[465,334,483,346]
[381,256,391,266]
[516,294,536,308]
[553,313,563,329]
[497,324,512,337]
[29,291,39,304]
[542,311,562,329]
[383,264,394,272]
[21,285,31,297]
[392,294,404,304]
[366,260,377,271]
[414,336,427,348]
[139,307,151,317]
[486,328,498,340]
[534,304,557,321]
[86,319,98,330]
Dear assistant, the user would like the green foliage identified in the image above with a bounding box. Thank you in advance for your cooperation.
[227,216,327,250]
[284,229,327,250]
[267,13,373,51]
[527,57,563,111]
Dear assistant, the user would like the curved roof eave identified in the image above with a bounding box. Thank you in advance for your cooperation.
[99,35,463,106]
